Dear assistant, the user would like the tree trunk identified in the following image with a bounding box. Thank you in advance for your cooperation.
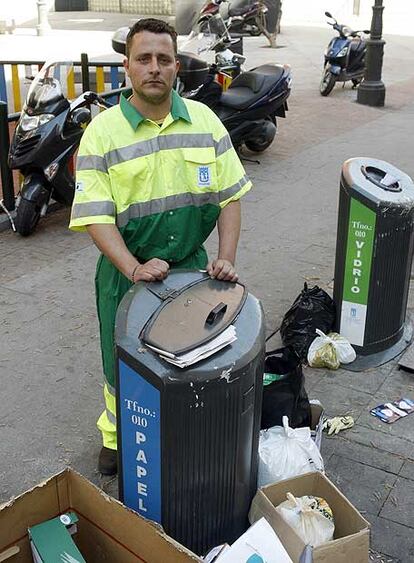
[260,0,282,48]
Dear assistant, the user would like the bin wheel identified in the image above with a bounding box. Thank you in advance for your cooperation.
[15,198,41,236]
[320,69,336,96]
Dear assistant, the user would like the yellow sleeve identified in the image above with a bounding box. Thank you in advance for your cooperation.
[69,116,115,232]
[213,118,252,208]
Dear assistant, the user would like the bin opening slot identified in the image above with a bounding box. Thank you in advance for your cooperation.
[361,165,401,192]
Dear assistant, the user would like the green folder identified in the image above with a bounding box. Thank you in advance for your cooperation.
[28,512,86,563]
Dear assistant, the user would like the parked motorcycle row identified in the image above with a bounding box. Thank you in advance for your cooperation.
[194,0,268,37]
[8,5,370,235]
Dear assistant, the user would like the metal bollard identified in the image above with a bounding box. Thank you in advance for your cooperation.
[81,53,90,93]
[0,101,15,211]
[36,0,51,37]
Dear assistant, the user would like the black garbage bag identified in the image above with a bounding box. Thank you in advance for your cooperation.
[280,283,336,360]
[261,346,311,430]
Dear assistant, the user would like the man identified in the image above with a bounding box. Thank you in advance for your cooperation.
[69,18,251,475]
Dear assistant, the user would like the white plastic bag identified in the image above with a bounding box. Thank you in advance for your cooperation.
[258,416,324,488]
[307,329,356,369]
[276,493,335,547]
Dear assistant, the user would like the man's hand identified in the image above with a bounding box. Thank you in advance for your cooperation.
[207,258,238,282]
[133,258,170,283]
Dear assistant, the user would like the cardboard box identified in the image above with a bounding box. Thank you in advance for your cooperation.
[249,472,370,563]
[0,468,201,563]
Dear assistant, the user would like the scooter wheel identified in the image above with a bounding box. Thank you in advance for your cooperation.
[15,198,41,236]
[320,69,336,96]
[246,18,262,36]
[245,137,273,152]
[245,116,277,152]
[248,25,262,37]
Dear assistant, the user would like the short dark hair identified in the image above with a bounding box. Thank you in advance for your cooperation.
[126,18,178,57]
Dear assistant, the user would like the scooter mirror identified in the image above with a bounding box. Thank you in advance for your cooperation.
[325,11,333,18]
[71,107,91,126]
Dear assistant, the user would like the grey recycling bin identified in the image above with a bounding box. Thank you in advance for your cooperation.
[115,270,265,555]
[334,158,414,370]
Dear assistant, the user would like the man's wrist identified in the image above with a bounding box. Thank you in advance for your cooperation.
[130,262,141,283]
[217,255,235,265]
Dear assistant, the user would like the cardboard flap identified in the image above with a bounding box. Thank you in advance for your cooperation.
[249,489,305,562]
[314,530,370,563]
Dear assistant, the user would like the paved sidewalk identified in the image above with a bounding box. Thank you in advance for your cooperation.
[1,17,414,562]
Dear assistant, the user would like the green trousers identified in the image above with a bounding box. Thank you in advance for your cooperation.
[95,248,208,449]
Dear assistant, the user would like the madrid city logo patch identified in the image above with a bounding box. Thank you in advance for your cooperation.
[197,166,211,187]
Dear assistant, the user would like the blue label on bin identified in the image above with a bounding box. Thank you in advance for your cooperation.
[118,360,161,522]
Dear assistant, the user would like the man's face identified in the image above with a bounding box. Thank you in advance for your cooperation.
[124,31,179,105]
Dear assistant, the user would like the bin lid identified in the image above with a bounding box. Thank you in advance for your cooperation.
[342,158,414,206]
[141,278,247,355]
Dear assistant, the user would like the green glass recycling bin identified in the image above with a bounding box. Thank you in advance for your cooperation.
[334,158,414,367]
[115,270,265,555]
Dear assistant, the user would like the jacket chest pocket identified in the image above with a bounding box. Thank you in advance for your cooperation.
[111,157,150,209]
[181,148,217,191]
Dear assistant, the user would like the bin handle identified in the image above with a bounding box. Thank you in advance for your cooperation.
[205,302,227,325]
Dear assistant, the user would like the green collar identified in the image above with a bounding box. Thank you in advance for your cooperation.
[120,88,191,129]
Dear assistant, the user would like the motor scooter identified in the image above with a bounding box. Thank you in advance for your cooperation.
[111,24,291,153]
[8,61,110,236]
[224,0,268,36]
[112,12,245,84]
[183,56,291,152]
[179,12,247,88]
[320,11,370,96]
[196,0,268,37]
[179,18,291,152]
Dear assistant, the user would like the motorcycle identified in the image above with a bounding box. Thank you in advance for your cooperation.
[112,13,246,88]
[179,12,247,88]
[196,0,268,37]
[112,24,291,153]
[179,17,291,153]
[183,56,291,152]
[8,61,110,236]
[320,11,370,96]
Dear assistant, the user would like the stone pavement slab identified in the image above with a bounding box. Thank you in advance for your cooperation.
[345,425,414,461]
[380,477,414,528]
[326,455,398,516]
[313,366,392,396]
[325,438,405,475]
[309,377,373,418]
[400,460,414,480]
[369,515,414,563]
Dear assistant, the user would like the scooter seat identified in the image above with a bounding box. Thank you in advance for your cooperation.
[230,71,266,93]
[220,70,279,110]
[228,5,251,16]
[250,64,285,81]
